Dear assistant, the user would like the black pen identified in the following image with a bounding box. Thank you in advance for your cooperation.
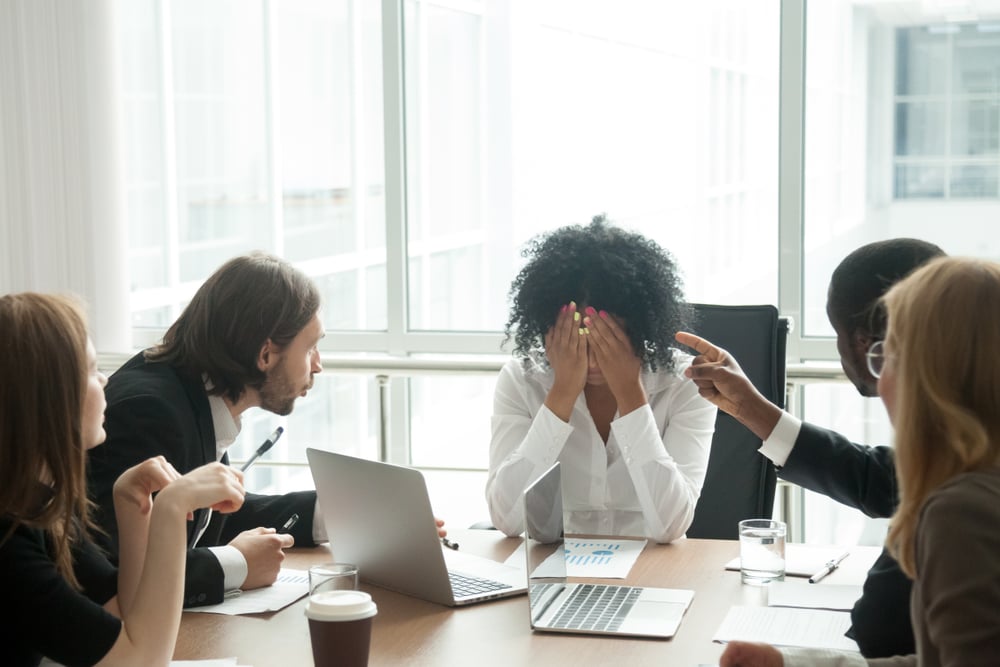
[441,537,459,551]
[240,426,284,472]
[280,513,300,533]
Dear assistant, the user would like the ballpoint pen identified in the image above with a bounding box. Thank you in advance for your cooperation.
[240,426,284,472]
[441,537,459,551]
[808,551,849,583]
[280,513,300,533]
[190,427,285,548]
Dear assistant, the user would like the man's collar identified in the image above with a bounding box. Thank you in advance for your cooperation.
[204,378,241,453]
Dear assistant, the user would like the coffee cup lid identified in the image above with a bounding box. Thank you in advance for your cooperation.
[305,590,378,622]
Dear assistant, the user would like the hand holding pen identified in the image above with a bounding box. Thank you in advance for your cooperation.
[808,551,849,583]
[189,426,285,548]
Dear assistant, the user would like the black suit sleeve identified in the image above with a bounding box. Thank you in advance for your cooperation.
[778,421,898,519]
[216,491,317,546]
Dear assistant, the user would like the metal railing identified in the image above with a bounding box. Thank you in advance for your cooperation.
[98,352,846,541]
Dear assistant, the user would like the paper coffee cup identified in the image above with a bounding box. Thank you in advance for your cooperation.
[305,590,377,667]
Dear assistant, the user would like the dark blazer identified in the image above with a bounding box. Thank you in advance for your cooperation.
[779,421,914,658]
[87,352,317,607]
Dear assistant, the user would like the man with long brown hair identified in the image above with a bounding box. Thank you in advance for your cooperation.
[88,252,325,607]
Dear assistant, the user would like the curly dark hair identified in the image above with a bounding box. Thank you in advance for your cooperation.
[504,214,692,373]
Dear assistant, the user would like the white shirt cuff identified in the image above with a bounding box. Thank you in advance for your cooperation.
[759,410,802,468]
[611,404,661,465]
[207,545,248,591]
[526,404,576,465]
[313,497,327,543]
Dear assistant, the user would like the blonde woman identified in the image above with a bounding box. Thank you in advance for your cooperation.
[721,256,1000,667]
[0,293,246,667]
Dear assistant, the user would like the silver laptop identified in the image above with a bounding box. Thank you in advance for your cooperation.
[523,462,694,638]
[307,448,526,606]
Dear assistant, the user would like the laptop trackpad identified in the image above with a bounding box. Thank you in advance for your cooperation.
[619,600,688,636]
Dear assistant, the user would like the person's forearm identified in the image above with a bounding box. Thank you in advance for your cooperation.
[737,394,784,441]
[544,384,578,422]
[115,497,188,666]
[613,381,647,417]
[113,500,152,617]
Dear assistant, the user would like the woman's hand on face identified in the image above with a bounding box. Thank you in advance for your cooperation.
[583,308,644,406]
[113,456,183,515]
[157,462,246,516]
[544,302,588,398]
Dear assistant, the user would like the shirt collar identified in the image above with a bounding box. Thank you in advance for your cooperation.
[205,388,241,461]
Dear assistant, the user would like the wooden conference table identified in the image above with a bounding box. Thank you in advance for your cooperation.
[174,529,878,666]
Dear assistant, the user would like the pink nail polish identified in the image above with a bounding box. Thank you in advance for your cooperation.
[599,310,608,319]
[561,304,567,313]
[583,316,591,326]
[585,306,597,316]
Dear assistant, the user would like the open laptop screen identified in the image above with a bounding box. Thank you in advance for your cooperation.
[523,462,568,622]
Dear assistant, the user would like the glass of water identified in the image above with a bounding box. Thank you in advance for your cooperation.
[738,519,786,585]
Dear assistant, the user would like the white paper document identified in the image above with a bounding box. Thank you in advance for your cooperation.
[563,538,646,578]
[725,544,851,578]
[503,537,645,578]
[768,580,863,611]
[186,568,308,615]
[713,605,860,652]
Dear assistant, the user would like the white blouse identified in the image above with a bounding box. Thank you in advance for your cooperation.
[486,354,716,543]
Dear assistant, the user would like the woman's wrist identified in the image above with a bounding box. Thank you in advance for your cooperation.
[613,382,647,416]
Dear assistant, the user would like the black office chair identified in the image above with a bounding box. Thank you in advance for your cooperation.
[681,304,789,540]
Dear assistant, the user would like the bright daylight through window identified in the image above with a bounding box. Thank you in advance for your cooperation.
[117,0,999,532]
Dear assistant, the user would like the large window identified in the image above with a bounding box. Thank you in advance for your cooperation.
[895,23,1000,199]
[116,1,1000,529]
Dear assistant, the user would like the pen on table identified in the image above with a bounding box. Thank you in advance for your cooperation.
[441,537,459,551]
[280,513,300,533]
[808,551,849,583]
[240,426,284,472]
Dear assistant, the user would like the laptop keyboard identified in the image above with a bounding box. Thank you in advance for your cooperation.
[449,571,512,598]
[550,584,643,632]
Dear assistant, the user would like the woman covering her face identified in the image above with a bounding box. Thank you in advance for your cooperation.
[487,215,716,543]
[0,292,246,667]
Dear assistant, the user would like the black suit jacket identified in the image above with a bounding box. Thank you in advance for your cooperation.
[87,352,317,607]
[779,421,914,658]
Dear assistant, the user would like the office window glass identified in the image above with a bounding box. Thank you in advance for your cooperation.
[118,0,386,330]
[118,1,387,473]
[802,3,1000,339]
[402,0,781,335]
[800,383,893,546]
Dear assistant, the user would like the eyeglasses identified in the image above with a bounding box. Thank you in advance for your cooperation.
[866,340,887,379]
